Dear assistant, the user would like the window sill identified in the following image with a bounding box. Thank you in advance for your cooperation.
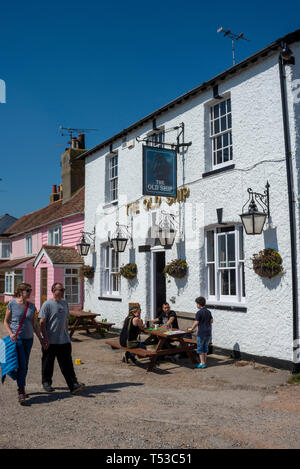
[206,302,247,312]
[202,164,235,178]
[103,201,118,209]
[98,296,122,302]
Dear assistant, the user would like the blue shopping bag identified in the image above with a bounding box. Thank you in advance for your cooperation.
[0,336,19,383]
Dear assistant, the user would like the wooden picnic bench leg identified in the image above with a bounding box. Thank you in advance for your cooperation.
[92,319,105,337]
[69,318,81,338]
[147,337,166,372]
[177,338,198,364]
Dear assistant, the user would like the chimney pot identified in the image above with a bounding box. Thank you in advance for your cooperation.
[52,185,57,194]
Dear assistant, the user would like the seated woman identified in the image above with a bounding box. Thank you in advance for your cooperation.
[119,305,146,364]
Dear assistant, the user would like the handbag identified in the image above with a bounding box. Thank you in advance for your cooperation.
[0,302,29,383]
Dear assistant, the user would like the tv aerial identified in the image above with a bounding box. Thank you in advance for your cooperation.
[59,126,99,146]
[217,27,250,65]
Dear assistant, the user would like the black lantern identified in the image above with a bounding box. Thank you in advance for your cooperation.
[76,228,95,256]
[240,182,270,235]
[110,222,131,253]
[77,235,91,256]
[158,213,177,248]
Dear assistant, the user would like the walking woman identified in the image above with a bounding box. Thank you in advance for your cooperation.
[120,305,146,364]
[3,283,45,404]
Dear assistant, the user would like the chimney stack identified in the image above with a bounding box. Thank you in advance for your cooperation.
[78,134,86,149]
[50,184,60,204]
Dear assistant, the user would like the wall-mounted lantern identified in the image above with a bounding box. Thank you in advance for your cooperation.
[109,222,132,253]
[158,211,179,248]
[240,182,270,235]
[76,228,95,256]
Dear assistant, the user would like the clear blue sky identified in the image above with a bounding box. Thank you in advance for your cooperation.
[0,0,299,218]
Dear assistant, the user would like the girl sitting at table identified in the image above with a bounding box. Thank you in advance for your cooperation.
[119,305,146,364]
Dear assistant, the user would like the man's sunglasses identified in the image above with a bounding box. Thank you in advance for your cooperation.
[55,288,65,292]
[25,288,32,292]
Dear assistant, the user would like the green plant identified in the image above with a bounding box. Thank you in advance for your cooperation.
[119,263,137,280]
[287,373,300,385]
[164,259,188,279]
[252,249,283,279]
[79,265,95,279]
[0,302,8,322]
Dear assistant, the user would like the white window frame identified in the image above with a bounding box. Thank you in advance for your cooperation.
[25,233,32,255]
[210,98,232,169]
[48,224,62,246]
[4,269,24,295]
[0,240,11,259]
[100,244,121,297]
[205,226,245,304]
[108,154,118,204]
[64,267,80,305]
[146,129,165,148]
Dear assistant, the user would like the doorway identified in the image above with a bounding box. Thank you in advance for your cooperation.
[40,268,48,306]
[151,250,166,319]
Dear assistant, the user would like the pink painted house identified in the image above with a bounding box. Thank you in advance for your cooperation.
[0,138,86,310]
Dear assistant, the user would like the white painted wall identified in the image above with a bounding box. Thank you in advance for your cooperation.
[84,45,300,363]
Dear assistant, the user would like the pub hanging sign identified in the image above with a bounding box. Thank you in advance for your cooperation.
[142,145,177,198]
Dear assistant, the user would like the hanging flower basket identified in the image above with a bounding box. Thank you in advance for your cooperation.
[252,249,283,279]
[79,265,95,279]
[164,259,188,279]
[119,263,137,280]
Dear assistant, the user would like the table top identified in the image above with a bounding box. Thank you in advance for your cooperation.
[69,311,99,318]
[143,328,188,338]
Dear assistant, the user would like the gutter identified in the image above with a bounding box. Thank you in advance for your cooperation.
[278,49,300,374]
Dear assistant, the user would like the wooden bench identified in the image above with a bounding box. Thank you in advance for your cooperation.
[69,311,115,338]
[182,337,213,354]
[105,339,155,359]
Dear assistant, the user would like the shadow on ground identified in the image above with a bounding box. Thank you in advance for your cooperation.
[25,382,144,405]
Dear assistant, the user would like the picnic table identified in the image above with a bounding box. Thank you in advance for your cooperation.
[143,328,198,371]
[69,311,115,338]
[106,327,197,372]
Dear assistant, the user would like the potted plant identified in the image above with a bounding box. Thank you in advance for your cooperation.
[119,263,137,280]
[79,265,95,279]
[252,248,283,279]
[164,259,188,279]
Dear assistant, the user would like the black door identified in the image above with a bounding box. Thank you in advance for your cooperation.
[155,251,166,316]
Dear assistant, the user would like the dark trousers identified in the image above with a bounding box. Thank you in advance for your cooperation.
[42,343,77,392]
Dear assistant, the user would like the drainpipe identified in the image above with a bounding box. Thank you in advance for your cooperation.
[278,45,300,374]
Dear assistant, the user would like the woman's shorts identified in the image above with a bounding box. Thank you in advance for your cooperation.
[197,336,211,354]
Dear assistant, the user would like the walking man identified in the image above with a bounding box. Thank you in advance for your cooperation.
[188,296,213,369]
[39,282,85,394]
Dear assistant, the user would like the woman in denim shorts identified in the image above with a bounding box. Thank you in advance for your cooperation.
[188,296,213,369]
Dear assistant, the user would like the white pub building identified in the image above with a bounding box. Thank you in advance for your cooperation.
[77,30,300,372]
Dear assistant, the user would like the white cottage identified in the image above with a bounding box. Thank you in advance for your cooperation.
[77,29,300,372]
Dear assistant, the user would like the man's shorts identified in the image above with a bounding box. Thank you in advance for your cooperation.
[197,336,211,354]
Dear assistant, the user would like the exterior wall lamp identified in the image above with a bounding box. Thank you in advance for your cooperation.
[76,228,96,256]
[109,222,132,253]
[240,182,270,235]
[158,211,179,248]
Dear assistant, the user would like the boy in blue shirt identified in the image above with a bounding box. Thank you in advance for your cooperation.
[188,297,213,369]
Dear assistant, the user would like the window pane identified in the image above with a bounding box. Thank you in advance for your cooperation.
[217,151,222,165]
[223,147,229,162]
[221,116,227,131]
[207,231,214,262]
[218,235,226,267]
[227,99,231,112]
[214,120,219,134]
[209,264,215,296]
[220,101,226,116]
[230,269,236,295]
[227,233,236,266]
[221,270,229,295]
[239,227,244,260]
[214,104,219,118]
